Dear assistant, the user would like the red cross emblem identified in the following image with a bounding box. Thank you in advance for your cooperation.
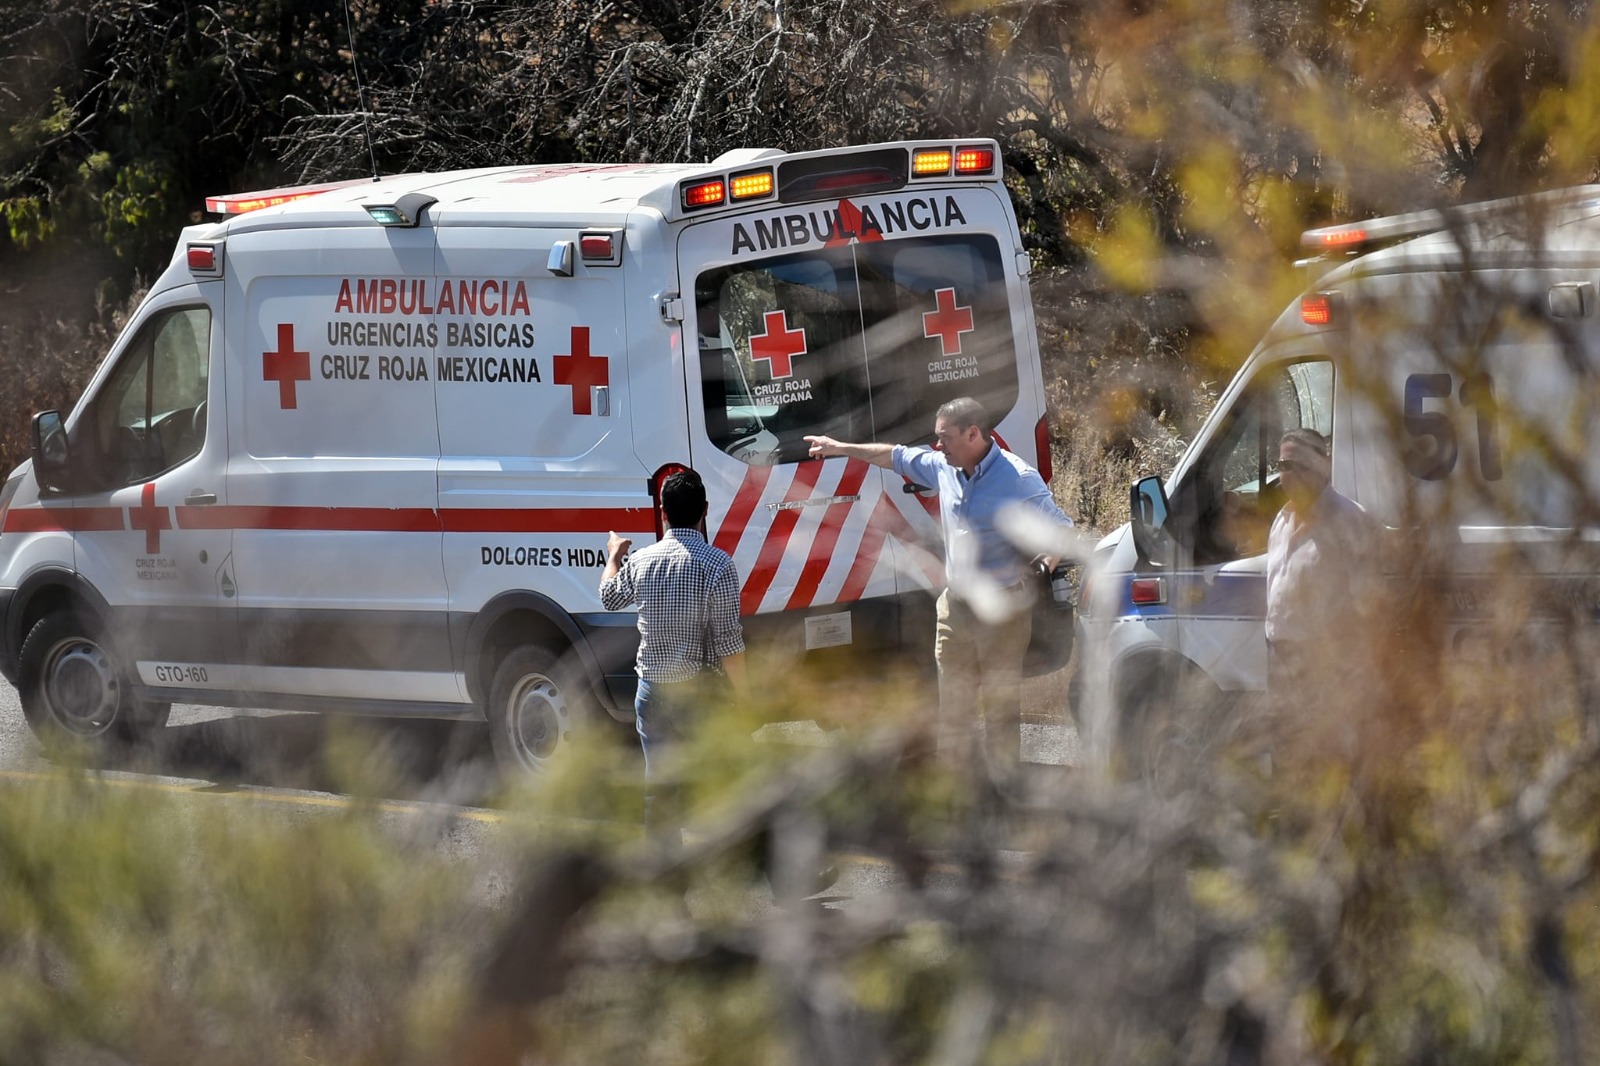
[129,482,171,555]
[749,310,807,380]
[263,323,311,410]
[553,326,610,415]
[822,198,885,248]
[922,288,975,356]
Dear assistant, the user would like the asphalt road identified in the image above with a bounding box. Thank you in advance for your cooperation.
[0,682,1080,905]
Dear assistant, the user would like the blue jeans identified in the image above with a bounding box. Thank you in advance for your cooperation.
[634,676,698,845]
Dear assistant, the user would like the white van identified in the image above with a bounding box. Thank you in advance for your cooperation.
[0,140,1066,772]
[1077,186,1600,765]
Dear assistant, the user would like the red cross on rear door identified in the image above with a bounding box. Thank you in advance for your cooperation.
[922,288,976,357]
[750,310,808,380]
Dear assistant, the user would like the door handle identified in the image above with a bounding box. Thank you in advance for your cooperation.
[186,490,218,505]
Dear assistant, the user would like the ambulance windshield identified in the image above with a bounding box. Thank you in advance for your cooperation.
[696,235,1019,464]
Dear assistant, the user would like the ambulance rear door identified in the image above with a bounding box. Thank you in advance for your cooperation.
[678,184,1032,664]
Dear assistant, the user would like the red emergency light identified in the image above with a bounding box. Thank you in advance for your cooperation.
[954,146,995,174]
[1301,292,1338,326]
[204,178,371,216]
[1035,414,1053,484]
[681,179,726,210]
[1313,227,1369,249]
[186,244,218,272]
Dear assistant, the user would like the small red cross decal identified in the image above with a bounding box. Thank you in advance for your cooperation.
[922,288,975,356]
[129,482,171,554]
[263,323,311,410]
[750,310,808,380]
[553,326,610,415]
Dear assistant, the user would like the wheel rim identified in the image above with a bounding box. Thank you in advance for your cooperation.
[41,636,121,737]
[506,673,569,771]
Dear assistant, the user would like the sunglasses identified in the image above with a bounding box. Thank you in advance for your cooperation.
[1275,458,1307,473]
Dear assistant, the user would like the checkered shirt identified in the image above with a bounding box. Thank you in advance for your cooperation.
[599,527,746,683]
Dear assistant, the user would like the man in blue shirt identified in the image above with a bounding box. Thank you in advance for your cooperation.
[805,397,1072,772]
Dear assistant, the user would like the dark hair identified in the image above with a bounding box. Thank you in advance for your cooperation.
[660,468,708,528]
[936,396,990,434]
[1280,428,1329,458]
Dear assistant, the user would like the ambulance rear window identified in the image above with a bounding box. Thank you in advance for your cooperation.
[696,235,1018,464]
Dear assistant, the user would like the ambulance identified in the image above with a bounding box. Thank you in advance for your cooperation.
[0,140,1065,773]
[1077,185,1600,769]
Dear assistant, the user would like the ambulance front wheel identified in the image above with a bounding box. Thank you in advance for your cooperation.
[17,611,170,753]
[486,645,592,775]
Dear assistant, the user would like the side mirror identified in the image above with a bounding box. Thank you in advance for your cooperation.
[1129,475,1174,565]
[31,411,72,493]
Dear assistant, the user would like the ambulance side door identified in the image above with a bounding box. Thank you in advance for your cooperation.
[431,222,654,674]
[66,286,234,673]
[223,227,454,706]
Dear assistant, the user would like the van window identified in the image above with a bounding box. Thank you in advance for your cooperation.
[696,236,1019,463]
[80,306,211,489]
[1177,358,1333,565]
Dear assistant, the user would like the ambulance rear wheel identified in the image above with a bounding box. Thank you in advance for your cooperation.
[486,645,590,776]
[17,611,170,754]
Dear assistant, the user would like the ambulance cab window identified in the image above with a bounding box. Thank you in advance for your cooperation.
[696,235,1018,464]
[82,306,211,489]
[1178,358,1333,565]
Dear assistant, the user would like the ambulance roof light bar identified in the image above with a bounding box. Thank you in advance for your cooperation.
[204,177,373,216]
[1301,184,1600,255]
[363,191,437,227]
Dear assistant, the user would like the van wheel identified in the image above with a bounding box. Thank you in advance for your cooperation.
[17,611,170,752]
[1114,664,1227,792]
[486,645,591,776]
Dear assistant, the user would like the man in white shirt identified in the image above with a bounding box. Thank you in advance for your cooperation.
[1265,428,1381,692]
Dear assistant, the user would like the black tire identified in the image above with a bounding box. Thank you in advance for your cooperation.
[485,644,596,776]
[1113,663,1228,792]
[17,611,170,752]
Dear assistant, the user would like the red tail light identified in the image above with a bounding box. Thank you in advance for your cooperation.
[1130,577,1166,606]
[1035,414,1053,483]
[649,463,690,538]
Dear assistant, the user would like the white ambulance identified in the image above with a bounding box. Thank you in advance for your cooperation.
[1076,186,1600,769]
[0,140,1064,772]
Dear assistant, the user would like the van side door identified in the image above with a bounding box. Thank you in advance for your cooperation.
[222,226,453,707]
[64,287,234,678]
[1155,351,1336,692]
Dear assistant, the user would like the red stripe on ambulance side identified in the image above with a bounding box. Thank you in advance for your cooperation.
[171,506,652,534]
[784,459,870,611]
[712,464,772,556]
[180,506,442,532]
[739,461,823,614]
[3,506,124,533]
[440,508,654,534]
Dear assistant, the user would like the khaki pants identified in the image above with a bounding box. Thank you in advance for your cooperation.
[934,587,1032,771]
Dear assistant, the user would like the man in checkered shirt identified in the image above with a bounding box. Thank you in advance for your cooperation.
[600,468,745,835]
